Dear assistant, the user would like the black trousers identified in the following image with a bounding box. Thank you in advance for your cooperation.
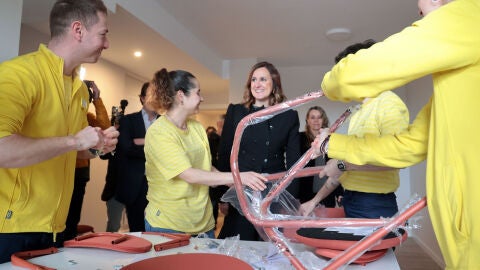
[125,176,148,232]
[0,232,64,263]
[63,167,89,241]
[209,185,229,225]
[217,204,262,241]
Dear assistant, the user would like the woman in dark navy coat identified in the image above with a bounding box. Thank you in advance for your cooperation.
[217,61,301,241]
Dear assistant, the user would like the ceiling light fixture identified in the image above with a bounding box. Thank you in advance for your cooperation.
[134,51,142,57]
[325,27,352,42]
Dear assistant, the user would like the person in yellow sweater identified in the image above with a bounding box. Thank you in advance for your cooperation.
[300,40,409,219]
[313,0,480,268]
[63,81,111,240]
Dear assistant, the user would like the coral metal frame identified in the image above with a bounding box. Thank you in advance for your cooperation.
[229,91,427,269]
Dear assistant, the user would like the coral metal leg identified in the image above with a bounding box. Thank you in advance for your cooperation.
[229,91,427,269]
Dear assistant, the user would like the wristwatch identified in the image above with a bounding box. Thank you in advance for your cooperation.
[89,148,101,157]
[337,160,347,171]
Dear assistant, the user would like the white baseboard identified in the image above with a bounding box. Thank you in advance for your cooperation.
[411,236,445,268]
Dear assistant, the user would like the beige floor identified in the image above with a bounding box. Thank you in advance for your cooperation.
[395,238,442,270]
[214,210,441,269]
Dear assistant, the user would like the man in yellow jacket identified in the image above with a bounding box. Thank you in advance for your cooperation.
[316,0,480,268]
[0,0,118,263]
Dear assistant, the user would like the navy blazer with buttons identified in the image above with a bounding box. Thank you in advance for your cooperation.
[217,103,301,197]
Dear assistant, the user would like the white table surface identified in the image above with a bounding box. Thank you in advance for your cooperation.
[0,232,400,270]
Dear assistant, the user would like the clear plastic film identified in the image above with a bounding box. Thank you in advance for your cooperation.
[222,99,361,223]
[221,184,302,220]
[242,91,326,128]
[226,91,428,270]
[195,234,295,269]
[320,194,425,270]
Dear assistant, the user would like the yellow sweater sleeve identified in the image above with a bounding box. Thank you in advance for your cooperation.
[321,4,480,102]
[329,99,431,168]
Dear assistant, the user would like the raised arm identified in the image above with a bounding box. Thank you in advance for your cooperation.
[300,159,342,216]
[318,99,431,168]
[0,126,103,168]
[87,84,110,130]
[179,168,267,191]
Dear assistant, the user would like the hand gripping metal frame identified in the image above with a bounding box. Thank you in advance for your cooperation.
[229,90,427,269]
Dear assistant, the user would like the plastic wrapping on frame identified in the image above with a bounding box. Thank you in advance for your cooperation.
[223,90,427,269]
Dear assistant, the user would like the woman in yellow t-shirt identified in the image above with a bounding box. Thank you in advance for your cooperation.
[143,68,267,237]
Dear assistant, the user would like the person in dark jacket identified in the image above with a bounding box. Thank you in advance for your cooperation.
[115,82,158,232]
[217,61,301,241]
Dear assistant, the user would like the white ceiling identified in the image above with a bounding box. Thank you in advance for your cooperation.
[21,0,420,107]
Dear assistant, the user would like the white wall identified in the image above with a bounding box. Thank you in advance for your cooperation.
[228,58,257,103]
[0,1,22,62]
[80,63,146,232]
[278,65,356,133]
[19,24,49,55]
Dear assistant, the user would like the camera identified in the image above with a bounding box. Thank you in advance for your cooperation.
[84,80,95,103]
[111,99,129,126]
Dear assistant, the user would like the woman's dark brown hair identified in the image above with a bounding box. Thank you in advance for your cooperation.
[242,61,287,108]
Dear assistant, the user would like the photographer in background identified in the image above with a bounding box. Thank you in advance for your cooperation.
[111,99,129,126]
[115,82,158,232]
[63,80,110,240]
[100,99,128,232]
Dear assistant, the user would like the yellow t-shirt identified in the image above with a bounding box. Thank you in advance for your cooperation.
[339,91,409,193]
[144,116,214,234]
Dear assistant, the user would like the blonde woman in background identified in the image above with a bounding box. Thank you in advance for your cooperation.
[298,106,343,206]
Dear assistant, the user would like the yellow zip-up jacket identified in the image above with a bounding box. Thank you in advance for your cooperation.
[0,44,89,234]
[321,0,480,268]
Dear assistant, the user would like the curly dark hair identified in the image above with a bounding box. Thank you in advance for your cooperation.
[334,39,376,64]
[148,68,196,111]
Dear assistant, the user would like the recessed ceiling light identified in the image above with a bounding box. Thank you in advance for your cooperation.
[325,28,352,41]
[134,51,142,57]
